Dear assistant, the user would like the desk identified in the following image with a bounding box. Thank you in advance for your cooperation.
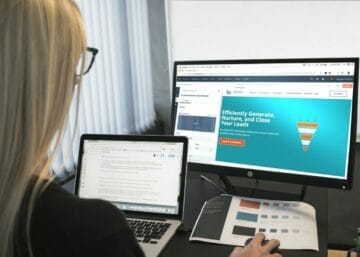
[161,170,328,257]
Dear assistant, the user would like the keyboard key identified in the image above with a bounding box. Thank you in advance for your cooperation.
[127,219,171,241]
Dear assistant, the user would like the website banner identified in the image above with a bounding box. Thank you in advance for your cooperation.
[216,96,352,177]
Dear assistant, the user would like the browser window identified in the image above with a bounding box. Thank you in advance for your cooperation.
[174,62,355,179]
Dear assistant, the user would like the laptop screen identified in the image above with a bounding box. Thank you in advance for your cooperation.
[76,137,186,216]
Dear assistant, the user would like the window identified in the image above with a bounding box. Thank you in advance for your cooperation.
[52,0,155,177]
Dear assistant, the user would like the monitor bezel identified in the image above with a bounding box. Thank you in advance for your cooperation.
[171,57,358,190]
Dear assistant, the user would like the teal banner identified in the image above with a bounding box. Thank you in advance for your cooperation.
[216,96,352,177]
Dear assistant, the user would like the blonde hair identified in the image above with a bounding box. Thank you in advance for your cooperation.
[0,0,86,256]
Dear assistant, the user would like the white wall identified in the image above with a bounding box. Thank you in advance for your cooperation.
[167,0,360,137]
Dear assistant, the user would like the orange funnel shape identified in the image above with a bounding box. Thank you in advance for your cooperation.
[297,122,319,152]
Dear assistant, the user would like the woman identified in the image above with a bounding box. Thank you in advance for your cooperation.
[0,0,281,257]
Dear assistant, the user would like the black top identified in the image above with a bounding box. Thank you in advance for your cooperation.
[16,181,145,257]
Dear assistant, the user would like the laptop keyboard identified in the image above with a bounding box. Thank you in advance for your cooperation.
[127,219,171,244]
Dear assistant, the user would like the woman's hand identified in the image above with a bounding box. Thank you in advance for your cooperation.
[229,233,282,257]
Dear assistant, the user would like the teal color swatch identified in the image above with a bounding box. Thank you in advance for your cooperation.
[236,212,258,222]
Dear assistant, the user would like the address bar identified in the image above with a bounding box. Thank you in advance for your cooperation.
[178,67,319,76]
[179,71,317,76]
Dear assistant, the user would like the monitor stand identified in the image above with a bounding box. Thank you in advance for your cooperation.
[219,174,307,201]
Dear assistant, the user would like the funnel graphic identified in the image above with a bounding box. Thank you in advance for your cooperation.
[297,122,319,152]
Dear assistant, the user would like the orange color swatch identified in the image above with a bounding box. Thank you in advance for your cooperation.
[240,199,261,209]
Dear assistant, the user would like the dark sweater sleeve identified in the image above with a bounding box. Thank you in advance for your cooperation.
[29,182,145,257]
[80,230,145,257]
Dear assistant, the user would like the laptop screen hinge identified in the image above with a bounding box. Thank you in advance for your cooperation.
[126,213,167,221]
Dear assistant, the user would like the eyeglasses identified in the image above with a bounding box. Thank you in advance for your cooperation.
[75,47,99,76]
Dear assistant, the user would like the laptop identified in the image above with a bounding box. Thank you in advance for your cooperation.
[74,134,188,257]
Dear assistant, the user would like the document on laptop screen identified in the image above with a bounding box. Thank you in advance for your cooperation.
[77,140,184,215]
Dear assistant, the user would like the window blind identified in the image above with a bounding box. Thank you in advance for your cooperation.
[52,0,155,177]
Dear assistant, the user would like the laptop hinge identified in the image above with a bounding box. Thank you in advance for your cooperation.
[126,213,167,221]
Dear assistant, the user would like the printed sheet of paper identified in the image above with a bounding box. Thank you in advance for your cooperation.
[190,194,318,250]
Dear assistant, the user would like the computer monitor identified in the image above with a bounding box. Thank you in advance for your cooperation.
[171,58,358,190]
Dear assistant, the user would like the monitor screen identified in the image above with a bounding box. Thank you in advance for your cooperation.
[172,58,358,189]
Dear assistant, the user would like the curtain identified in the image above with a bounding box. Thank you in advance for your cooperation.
[52,0,156,177]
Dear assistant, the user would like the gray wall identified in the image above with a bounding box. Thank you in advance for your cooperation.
[148,0,172,133]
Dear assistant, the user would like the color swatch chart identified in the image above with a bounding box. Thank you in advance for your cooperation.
[190,195,318,250]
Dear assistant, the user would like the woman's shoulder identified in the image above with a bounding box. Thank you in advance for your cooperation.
[29,180,143,257]
[33,180,130,235]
